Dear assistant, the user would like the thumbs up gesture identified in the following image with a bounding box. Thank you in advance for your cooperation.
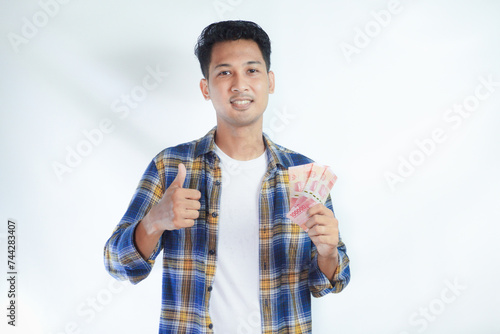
[146,163,202,231]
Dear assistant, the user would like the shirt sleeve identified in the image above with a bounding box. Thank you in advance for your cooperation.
[308,196,351,297]
[103,159,165,284]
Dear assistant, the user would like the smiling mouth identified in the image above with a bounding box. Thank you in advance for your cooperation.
[231,100,252,105]
[230,97,254,109]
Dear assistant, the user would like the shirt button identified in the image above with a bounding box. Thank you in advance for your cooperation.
[212,212,218,218]
[208,286,213,292]
[209,323,213,329]
[215,180,221,186]
[209,249,215,255]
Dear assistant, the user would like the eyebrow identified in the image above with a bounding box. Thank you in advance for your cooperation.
[213,61,263,70]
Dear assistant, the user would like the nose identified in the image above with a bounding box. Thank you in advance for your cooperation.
[231,72,249,92]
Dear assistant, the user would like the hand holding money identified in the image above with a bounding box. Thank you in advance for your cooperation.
[287,163,337,231]
[287,163,340,269]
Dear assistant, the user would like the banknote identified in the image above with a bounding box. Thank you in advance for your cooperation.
[288,163,313,207]
[287,163,337,231]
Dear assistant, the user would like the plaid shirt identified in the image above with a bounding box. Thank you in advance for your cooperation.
[104,127,350,333]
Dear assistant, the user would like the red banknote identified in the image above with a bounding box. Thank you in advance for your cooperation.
[287,163,337,231]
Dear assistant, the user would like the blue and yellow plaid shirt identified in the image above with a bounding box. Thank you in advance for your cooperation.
[104,127,350,333]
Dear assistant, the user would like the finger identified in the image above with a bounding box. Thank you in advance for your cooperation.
[182,209,200,220]
[175,218,195,229]
[304,213,324,230]
[307,203,334,218]
[305,214,338,231]
[171,163,186,188]
[172,188,201,203]
[183,188,202,200]
[307,223,333,238]
[183,198,201,211]
[307,224,322,237]
[182,219,196,228]
[308,223,338,240]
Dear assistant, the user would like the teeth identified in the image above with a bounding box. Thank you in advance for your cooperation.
[232,100,251,105]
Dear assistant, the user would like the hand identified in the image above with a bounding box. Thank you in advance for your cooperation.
[144,163,201,233]
[304,203,339,259]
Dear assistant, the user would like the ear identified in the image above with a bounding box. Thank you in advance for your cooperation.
[268,71,275,94]
[200,78,210,100]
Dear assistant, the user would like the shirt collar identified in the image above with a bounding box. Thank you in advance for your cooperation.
[263,132,295,170]
[193,126,217,159]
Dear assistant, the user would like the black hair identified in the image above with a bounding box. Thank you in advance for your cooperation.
[194,20,271,79]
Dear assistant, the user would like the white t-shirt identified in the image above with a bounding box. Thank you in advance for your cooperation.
[210,144,268,334]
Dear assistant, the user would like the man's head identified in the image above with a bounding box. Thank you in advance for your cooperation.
[194,20,271,79]
[196,21,275,132]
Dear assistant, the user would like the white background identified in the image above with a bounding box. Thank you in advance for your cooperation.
[1,1,499,333]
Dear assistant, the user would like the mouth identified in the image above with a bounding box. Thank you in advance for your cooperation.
[230,97,253,110]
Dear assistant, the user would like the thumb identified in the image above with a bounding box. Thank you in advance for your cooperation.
[171,163,186,188]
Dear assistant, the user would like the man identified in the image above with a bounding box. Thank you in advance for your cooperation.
[104,20,350,333]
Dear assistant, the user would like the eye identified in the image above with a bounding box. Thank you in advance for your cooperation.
[218,70,230,77]
[248,68,258,74]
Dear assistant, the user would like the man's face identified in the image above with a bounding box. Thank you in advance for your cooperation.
[200,39,275,130]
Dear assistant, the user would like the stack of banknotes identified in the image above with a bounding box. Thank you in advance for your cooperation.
[287,163,337,231]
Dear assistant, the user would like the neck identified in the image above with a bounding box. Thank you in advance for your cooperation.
[214,122,265,161]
